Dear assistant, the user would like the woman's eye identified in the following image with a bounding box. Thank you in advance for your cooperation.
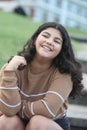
[42,34,49,38]
[54,40,60,44]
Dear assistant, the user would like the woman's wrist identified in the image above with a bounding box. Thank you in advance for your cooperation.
[5,63,18,71]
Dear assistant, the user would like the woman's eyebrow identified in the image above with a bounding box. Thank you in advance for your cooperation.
[42,31,50,35]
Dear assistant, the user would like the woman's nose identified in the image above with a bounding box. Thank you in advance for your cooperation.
[46,39,53,45]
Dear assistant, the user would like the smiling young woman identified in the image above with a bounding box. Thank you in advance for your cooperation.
[0,22,83,130]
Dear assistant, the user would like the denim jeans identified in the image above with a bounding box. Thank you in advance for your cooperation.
[55,116,70,130]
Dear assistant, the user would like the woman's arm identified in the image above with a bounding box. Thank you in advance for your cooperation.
[0,56,27,116]
[0,64,21,116]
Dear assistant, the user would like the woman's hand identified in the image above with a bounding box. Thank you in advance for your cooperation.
[5,55,27,71]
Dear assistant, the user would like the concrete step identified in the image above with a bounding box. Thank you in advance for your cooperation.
[67,104,87,129]
[79,60,87,73]
[82,73,87,93]
[69,93,87,106]
[75,43,87,62]
[70,126,87,130]
[71,35,87,43]
[69,73,87,106]
[75,43,87,73]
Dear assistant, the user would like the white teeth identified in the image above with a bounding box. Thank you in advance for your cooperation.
[42,45,51,51]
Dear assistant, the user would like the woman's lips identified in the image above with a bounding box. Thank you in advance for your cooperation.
[41,44,53,51]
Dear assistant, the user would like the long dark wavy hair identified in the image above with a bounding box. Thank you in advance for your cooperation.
[18,22,84,98]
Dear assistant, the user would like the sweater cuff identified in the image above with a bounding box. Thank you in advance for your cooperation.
[1,70,17,87]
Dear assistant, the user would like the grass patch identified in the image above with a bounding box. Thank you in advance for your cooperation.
[67,27,87,37]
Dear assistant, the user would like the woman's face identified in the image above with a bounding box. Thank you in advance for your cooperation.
[35,27,63,60]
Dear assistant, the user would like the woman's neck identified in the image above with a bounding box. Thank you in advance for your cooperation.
[30,56,52,74]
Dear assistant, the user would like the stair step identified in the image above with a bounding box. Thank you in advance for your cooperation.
[82,73,87,93]
[69,73,87,105]
[67,104,87,128]
[79,59,87,73]
[69,94,87,106]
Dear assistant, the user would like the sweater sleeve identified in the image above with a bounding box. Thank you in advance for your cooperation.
[0,64,21,116]
[19,73,72,119]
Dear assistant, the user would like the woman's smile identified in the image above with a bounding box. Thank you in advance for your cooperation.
[41,43,53,52]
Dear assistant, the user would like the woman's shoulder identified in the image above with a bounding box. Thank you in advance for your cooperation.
[51,66,72,82]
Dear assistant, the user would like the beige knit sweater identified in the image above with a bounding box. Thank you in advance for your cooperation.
[0,63,72,120]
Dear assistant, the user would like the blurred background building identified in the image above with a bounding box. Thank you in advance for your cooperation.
[0,0,87,30]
